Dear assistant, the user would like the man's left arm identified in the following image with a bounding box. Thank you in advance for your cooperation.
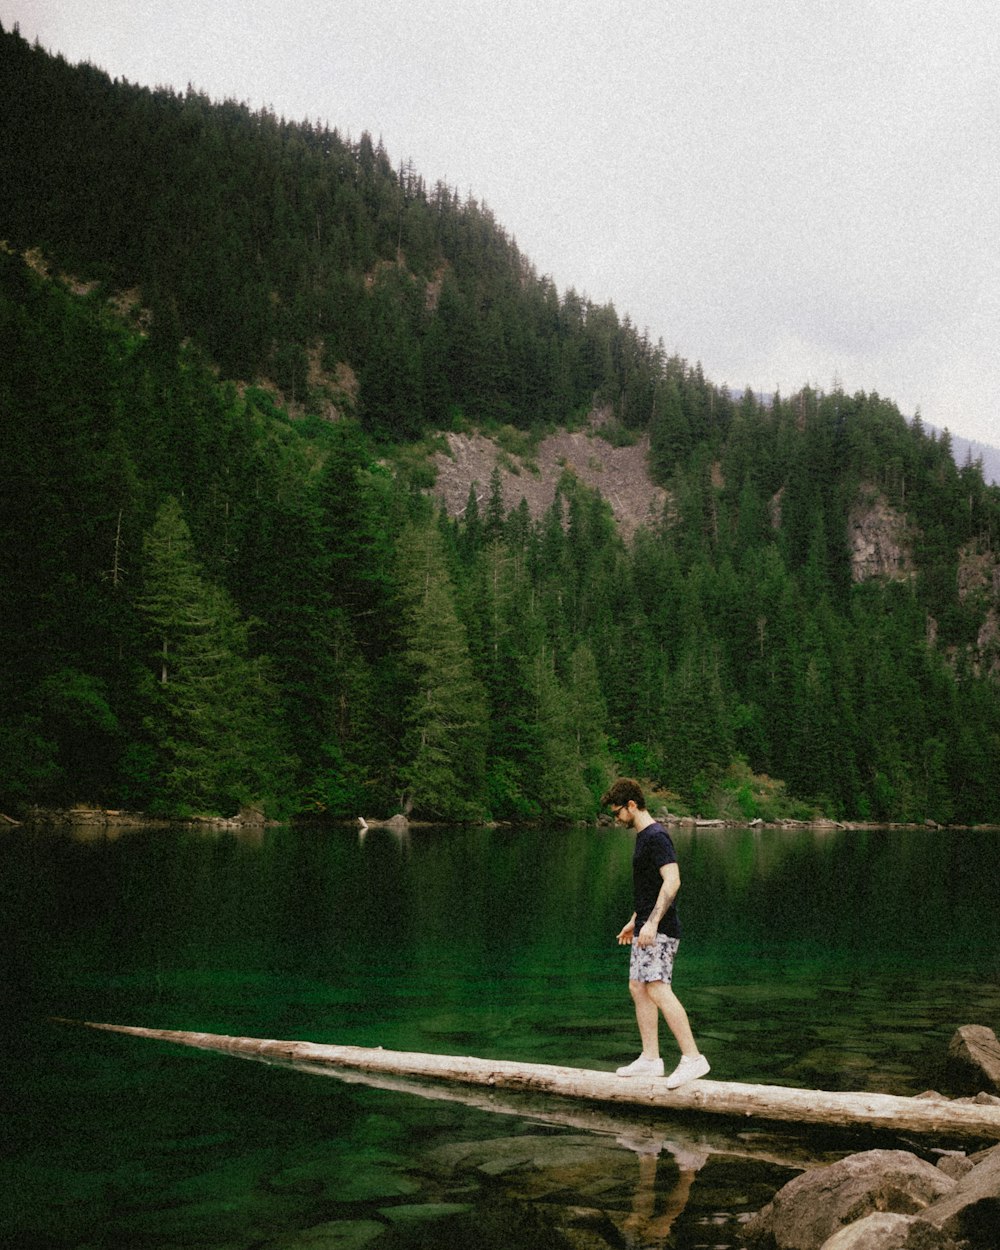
[636,862,679,947]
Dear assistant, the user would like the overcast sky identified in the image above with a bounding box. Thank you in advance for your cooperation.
[5,0,998,447]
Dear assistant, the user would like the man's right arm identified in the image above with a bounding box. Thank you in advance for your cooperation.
[616,913,637,944]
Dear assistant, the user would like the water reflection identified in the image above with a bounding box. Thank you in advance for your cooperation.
[3,821,999,1249]
[289,1059,825,1246]
[358,818,412,853]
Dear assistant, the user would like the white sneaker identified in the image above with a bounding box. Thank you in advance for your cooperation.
[665,1053,710,1088]
[615,1055,665,1077]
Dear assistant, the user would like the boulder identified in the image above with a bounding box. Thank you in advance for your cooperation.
[917,1142,1000,1247]
[945,1026,1000,1096]
[745,1150,955,1250]
[934,1154,976,1182]
[819,1211,965,1249]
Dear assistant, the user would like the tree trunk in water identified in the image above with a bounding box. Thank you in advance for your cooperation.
[61,1021,1000,1143]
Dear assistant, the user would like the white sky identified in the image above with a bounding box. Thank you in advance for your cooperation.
[4,0,999,447]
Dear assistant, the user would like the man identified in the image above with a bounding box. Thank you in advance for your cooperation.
[603,777,710,1088]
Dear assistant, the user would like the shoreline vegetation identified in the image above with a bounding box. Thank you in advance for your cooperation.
[11,753,999,833]
[9,805,1000,833]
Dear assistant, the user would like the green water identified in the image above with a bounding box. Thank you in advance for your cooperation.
[3,822,999,1248]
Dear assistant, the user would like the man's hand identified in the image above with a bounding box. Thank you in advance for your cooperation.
[637,919,658,948]
[616,919,635,945]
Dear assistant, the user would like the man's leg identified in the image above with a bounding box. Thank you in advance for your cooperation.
[616,979,667,1075]
[646,979,711,1087]
[645,979,698,1057]
[621,940,709,1084]
[629,979,661,1058]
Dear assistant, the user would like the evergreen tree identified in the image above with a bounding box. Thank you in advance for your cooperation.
[474,538,543,820]
[133,496,292,815]
[396,518,488,820]
[565,642,613,802]
[649,375,689,478]
[525,647,593,819]
[661,637,733,804]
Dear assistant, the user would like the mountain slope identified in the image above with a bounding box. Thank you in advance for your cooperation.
[3,28,1000,825]
[0,22,674,441]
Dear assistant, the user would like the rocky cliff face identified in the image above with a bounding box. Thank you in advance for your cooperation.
[958,538,1000,678]
[846,492,1000,679]
[847,488,916,583]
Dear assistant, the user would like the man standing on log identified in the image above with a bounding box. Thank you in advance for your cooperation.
[603,778,710,1087]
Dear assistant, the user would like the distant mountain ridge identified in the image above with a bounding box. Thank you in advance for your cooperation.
[937,428,1000,486]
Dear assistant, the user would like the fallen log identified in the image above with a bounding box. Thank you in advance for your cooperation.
[63,1021,1000,1142]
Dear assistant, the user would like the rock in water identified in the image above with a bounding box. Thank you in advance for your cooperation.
[946,1025,1000,1096]
[744,1149,954,1250]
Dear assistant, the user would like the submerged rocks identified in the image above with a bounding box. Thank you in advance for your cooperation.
[746,1144,1000,1250]
[421,1131,790,1249]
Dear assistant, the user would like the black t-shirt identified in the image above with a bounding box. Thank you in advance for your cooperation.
[632,821,681,938]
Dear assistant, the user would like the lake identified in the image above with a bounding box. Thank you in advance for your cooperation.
[3,821,999,1248]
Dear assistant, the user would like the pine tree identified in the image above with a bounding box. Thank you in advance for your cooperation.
[396,518,488,820]
[526,647,593,819]
[649,376,689,478]
[566,642,613,802]
[661,636,734,802]
[134,496,292,815]
[474,537,542,819]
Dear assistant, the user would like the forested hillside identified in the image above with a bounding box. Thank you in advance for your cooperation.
[3,24,1000,824]
[0,25,667,438]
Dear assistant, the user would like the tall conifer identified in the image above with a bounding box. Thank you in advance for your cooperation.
[396,518,488,820]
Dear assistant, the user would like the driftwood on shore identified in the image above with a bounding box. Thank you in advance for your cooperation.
[62,1021,1000,1143]
[357,814,409,832]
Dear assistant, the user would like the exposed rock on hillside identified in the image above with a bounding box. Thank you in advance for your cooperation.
[956,539,1000,679]
[957,539,1000,603]
[428,439,997,688]
[431,427,668,539]
[848,488,916,583]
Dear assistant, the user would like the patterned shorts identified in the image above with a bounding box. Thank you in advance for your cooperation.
[629,934,680,984]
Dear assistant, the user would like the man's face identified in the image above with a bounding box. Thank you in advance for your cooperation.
[611,801,634,827]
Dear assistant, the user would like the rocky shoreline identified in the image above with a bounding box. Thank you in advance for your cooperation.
[745,1024,1000,1250]
[745,1140,1000,1249]
[8,806,1000,833]
[6,804,277,830]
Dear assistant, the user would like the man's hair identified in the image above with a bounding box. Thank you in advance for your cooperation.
[601,778,647,810]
